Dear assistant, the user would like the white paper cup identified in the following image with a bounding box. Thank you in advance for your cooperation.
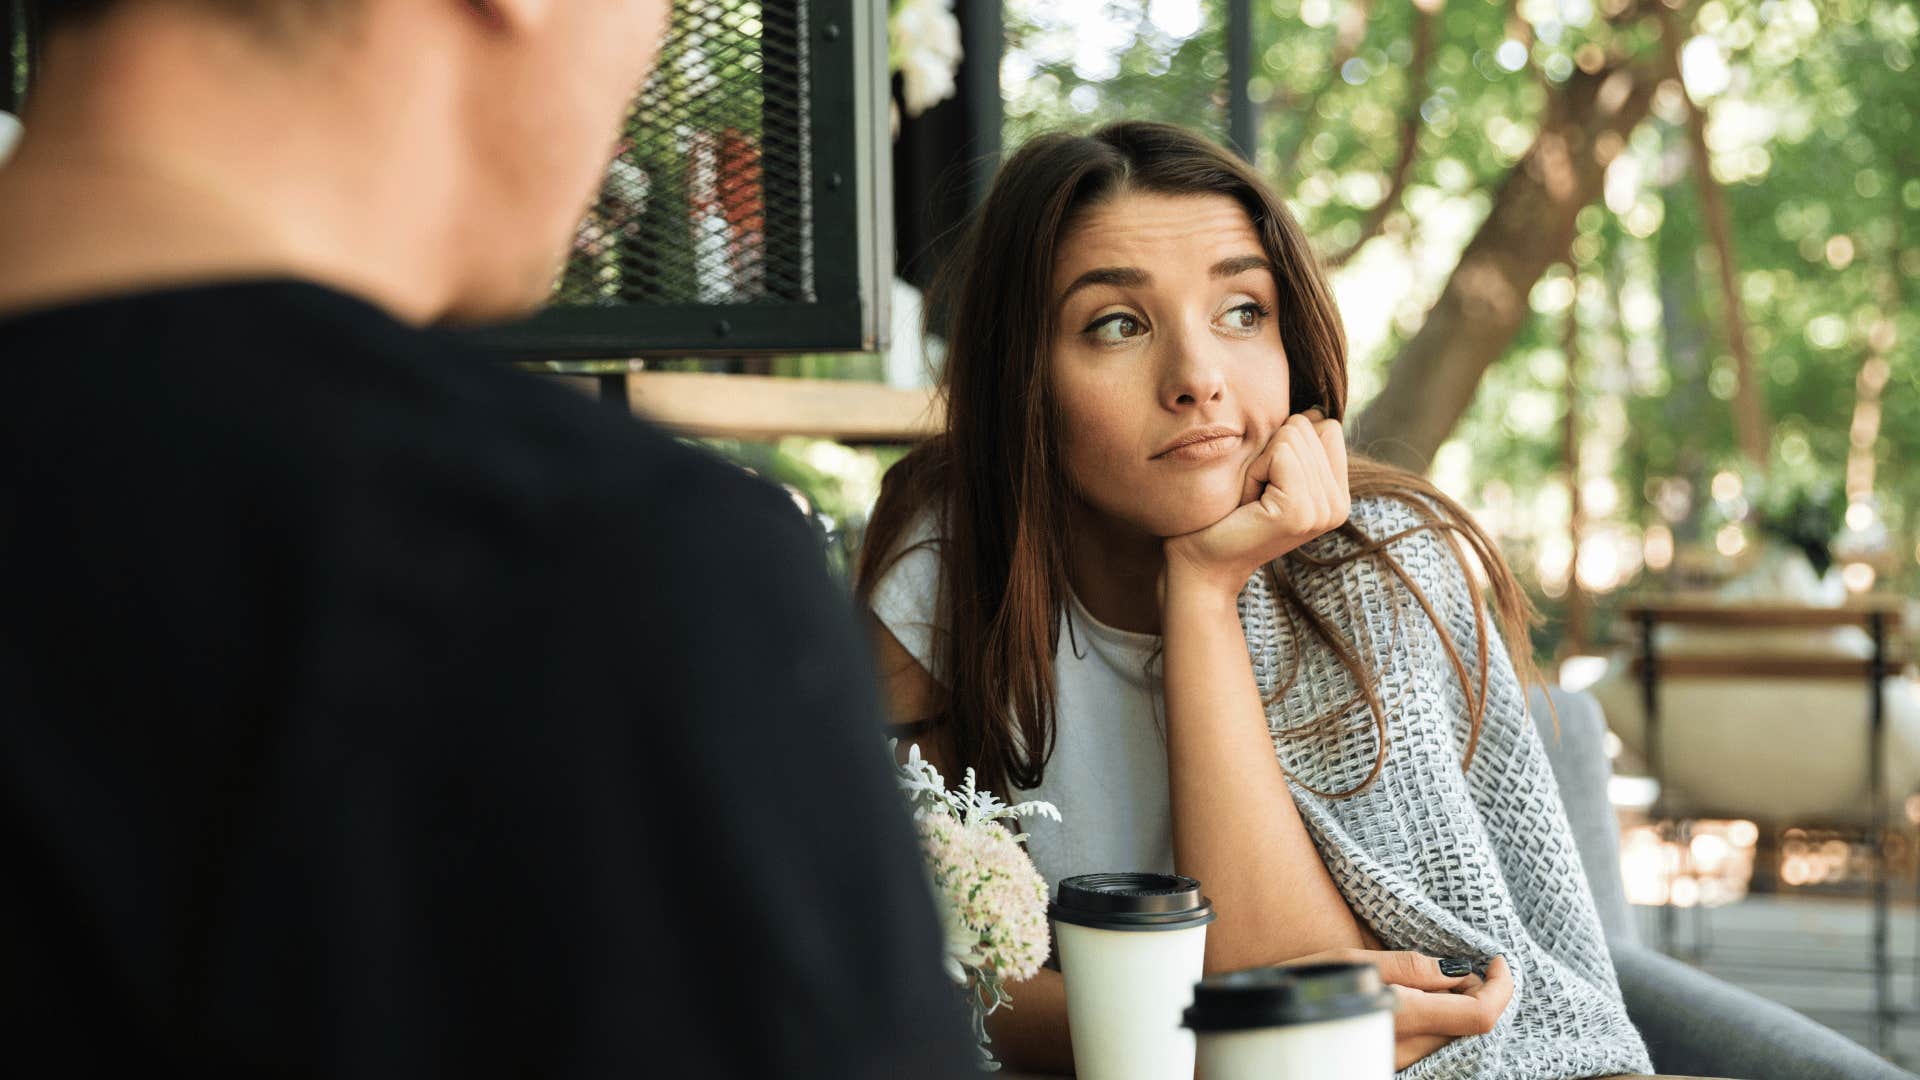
[1050,872,1216,1080]
[1184,963,1397,1080]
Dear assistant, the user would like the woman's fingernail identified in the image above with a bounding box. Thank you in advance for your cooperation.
[1439,957,1473,977]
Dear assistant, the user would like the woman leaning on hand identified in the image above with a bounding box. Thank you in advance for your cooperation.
[858,122,1651,1078]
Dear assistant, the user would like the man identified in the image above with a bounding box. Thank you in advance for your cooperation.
[0,2,972,1075]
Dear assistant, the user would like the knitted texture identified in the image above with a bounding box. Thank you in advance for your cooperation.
[1239,496,1651,1079]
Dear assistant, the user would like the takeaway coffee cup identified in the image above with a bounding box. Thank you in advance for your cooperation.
[1183,962,1397,1080]
[1049,872,1216,1080]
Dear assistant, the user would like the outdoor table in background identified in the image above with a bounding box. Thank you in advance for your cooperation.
[1617,595,1911,1053]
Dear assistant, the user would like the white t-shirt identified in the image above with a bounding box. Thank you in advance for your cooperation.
[868,514,1176,894]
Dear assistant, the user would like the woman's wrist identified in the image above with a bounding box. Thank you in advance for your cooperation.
[1159,549,1249,620]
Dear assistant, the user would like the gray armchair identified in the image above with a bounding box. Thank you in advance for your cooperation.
[1532,686,1917,1080]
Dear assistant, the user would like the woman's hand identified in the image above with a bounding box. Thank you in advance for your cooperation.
[1283,950,1513,1070]
[1163,409,1350,601]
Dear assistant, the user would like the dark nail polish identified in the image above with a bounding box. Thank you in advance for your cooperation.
[1439,957,1473,977]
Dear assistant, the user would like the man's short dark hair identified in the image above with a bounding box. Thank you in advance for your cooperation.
[36,0,343,32]
[20,1,358,108]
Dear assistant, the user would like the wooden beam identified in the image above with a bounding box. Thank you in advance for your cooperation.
[621,372,942,443]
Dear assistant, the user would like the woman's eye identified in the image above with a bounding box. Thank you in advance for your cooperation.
[1222,302,1268,332]
[1086,313,1144,343]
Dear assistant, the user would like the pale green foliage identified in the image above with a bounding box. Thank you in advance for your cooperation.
[996,0,1920,651]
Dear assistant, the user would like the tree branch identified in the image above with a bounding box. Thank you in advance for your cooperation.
[1323,2,1436,268]
[1277,0,1377,178]
[1844,153,1907,506]
[1657,4,1769,471]
[1350,49,1665,473]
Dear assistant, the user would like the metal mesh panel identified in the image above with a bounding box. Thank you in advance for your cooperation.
[5,1,36,115]
[558,0,814,308]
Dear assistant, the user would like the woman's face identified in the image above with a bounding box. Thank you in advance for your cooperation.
[1049,191,1293,540]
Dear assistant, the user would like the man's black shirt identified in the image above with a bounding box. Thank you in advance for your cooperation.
[0,280,970,1076]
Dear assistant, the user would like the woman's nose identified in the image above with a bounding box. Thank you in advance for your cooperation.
[1159,331,1227,411]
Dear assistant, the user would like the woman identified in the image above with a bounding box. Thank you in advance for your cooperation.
[859,122,1650,1077]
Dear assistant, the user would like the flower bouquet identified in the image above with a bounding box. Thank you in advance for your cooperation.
[891,741,1060,1071]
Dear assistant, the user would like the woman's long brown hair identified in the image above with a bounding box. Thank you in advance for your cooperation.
[856,121,1541,801]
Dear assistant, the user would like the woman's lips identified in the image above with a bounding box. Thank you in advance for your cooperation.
[1153,431,1244,464]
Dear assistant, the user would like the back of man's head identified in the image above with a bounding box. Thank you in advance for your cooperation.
[7,0,670,322]
[34,0,356,45]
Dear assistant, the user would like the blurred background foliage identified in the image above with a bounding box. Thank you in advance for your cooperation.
[642,0,1920,655]
[997,0,1917,656]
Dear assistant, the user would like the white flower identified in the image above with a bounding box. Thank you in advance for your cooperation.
[917,814,1051,983]
[890,0,964,118]
[889,740,1059,1069]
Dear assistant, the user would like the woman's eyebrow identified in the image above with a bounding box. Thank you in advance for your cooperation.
[1055,254,1273,311]
[1210,254,1273,279]
[1056,266,1149,309]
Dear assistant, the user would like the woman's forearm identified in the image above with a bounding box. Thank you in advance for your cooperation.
[984,967,1073,1073]
[1160,566,1370,973]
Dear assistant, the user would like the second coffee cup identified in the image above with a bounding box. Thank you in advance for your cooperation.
[1050,872,1216,1080]
[1183,961,1397,1080]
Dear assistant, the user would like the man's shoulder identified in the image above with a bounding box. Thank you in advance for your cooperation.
[388,342,817,591]
[433,362,800,547]
[2,277,804,561]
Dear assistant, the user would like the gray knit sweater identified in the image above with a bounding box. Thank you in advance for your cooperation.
[1239,496,1652,1079]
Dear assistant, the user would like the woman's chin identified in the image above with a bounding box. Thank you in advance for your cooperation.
[1079,475,1245,541]
[1145,490,1246,540]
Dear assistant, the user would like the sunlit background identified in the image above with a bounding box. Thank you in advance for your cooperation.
[996,0,1917,651]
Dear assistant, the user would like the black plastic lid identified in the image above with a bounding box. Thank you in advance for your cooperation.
[1182,963,1396,1032]
[1048,873,1217,932]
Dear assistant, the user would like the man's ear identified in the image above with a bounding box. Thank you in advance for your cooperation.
[466,0,556,33]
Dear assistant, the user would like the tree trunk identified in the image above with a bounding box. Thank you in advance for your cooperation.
[1351,60,1662,473]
